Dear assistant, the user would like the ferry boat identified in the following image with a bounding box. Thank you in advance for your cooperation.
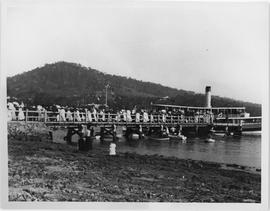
[151,86,261,133]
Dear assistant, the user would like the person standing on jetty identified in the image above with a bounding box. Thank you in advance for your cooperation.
[116,111,121,122]
[107,111,112,122]
[86,109,92,122]
[143,110,149,122]
[126,110,132,122]
[18,106,25,121]
[37,105,43,121]
[135,112,140,123]
[75,109,81,122]
[81,110,86,122]
[59,107,66,122]
[7,106,12,121]
[162,112,166,123]
[66,109,73,122]
[122,110,127,122]
[92,107,98,122]
[150,112,154,123]
[101,109,106,122]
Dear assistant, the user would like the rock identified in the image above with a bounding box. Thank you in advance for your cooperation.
[13,175,20,180]
[200,187,210,192]
[242,199,256,203]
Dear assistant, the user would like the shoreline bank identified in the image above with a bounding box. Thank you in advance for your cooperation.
[8,138,261,202]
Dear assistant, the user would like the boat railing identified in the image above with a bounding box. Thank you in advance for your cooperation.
[214,116,261,124]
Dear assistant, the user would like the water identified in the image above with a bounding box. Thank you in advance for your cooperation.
[53,129,261,168]
[116,132,261,168]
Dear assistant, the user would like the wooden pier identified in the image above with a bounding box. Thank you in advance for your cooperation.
[8,110,261,143]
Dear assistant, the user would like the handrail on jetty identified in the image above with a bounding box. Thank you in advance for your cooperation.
[8,110,262,131]
[8,109,213,125]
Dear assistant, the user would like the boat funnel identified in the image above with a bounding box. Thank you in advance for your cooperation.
[205,86,211,108]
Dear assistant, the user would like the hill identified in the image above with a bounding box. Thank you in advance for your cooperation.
[7,62,261,116]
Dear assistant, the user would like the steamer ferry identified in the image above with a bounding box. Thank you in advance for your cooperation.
[151,86,261,133]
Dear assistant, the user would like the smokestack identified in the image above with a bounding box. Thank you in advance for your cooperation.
[205,86,211,108]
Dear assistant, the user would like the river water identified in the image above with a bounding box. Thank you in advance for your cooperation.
[115,132,261,168]
[54,129,261,168]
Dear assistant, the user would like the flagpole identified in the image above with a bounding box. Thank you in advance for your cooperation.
[105,84,109,107]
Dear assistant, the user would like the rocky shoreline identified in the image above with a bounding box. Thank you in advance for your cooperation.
[8,137,261,202]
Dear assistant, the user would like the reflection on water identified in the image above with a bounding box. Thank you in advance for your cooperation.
[116,132,261,168]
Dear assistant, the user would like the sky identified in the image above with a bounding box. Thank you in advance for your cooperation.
[6,1,268,104]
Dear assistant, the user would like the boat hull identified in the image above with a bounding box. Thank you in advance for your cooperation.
[168,134,187,141]
[148,136,170,141]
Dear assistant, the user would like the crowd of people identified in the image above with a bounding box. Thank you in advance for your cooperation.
[7,101,215,124]
[7,102,25,121]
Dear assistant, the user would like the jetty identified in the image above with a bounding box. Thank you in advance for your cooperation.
[7,86,261,143]
[8,108,261,141]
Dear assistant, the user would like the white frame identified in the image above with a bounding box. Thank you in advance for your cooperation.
[0,1,269,210]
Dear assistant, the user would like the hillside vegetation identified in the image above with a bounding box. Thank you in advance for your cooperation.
[7,62,261,116]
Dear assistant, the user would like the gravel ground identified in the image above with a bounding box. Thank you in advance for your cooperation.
[8,137,261,202]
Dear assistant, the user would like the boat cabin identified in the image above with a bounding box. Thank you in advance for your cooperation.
[151,103,248,118]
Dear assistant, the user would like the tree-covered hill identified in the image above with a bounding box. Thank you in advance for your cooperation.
[7,61,261,116]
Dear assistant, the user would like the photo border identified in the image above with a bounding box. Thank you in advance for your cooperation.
[0,0,269,210]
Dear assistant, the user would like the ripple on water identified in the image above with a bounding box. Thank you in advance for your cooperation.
[116,134,261,168]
